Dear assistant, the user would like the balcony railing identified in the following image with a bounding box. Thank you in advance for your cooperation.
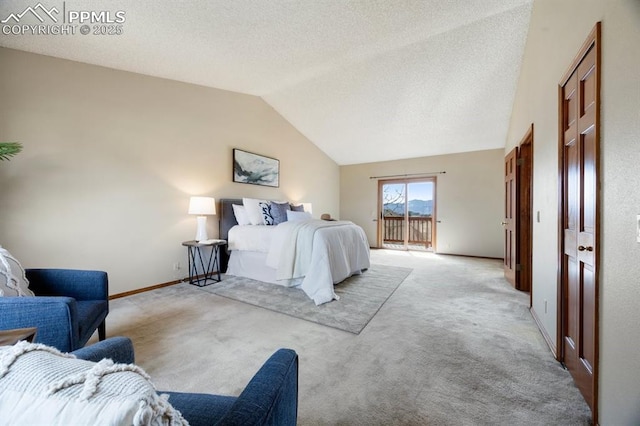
[383,216,432,248]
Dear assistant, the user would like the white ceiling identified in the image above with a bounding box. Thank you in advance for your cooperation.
[0,0,533,165]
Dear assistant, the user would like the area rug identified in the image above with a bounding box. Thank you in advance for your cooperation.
[198,264,412,334]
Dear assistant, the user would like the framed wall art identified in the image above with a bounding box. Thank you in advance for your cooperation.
[233,149,279,187]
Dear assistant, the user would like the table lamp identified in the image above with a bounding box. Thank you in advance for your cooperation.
[188,196,216,242]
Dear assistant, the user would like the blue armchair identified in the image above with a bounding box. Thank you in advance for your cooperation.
[73,337,299,426]
[0,269,109,352]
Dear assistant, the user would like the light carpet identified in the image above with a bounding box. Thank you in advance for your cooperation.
[197,264,412,334]
[101,250,592,425]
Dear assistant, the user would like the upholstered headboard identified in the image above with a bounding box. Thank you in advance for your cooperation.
[219,198,241,240]
[219,198,242,272]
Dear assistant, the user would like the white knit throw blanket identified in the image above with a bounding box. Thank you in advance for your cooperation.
[0,341,188,426]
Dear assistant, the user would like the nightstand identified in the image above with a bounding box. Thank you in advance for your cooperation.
[182,239,227,286]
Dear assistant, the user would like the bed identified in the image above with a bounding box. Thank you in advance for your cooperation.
[219,198,370,305]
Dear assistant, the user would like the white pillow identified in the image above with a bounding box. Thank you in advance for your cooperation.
[286,210,313,222]
[232,204,251,226]
[243,197,269,225]
[0,341,187,425]
[0,246,34,297]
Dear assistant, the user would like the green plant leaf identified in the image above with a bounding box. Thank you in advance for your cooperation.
[0,142,23,161]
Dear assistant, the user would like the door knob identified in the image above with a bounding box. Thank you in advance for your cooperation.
[501,221,508,225]
[578,245,594,252]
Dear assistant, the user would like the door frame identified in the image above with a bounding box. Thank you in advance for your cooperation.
[377,177,437,250]
[557,22,601,423]
[518,124,534,297]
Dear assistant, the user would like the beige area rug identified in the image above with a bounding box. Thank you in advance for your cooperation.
[197,264,412,334]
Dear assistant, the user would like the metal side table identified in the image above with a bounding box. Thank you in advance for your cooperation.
[182,239,226,286]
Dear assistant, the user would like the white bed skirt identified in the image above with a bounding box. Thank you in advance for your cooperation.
[226,250,302,288]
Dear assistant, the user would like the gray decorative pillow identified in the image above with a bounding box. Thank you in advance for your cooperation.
[259,202,275,225]
[0,246,34,297]
[269,201,291,225]
[290,204,305,212]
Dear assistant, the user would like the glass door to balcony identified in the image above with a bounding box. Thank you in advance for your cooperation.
[379,178,435,251]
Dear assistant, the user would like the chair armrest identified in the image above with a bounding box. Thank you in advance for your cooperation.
[26,269,108,302]
[0,296,78,352]
[72,336,135,364]
[216,348,298,426]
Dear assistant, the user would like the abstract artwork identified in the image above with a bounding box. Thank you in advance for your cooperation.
[233,149,279,187]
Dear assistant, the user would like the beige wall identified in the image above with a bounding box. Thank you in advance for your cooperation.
[505,0,640,423]
[340,149,504,258]
[0,48,339,295]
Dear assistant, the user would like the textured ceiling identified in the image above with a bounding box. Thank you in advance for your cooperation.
[0,0,533,165]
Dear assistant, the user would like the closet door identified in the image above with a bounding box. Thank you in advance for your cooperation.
[559,23,600,421]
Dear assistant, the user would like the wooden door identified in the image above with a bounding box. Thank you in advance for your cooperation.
[504,130,533,294]
[504,147,518,287]
[559,23,600,421]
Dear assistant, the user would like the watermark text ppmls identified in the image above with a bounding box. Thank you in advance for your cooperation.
[1,2,127,36]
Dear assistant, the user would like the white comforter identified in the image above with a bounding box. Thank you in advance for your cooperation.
[229,220,370,305]
[269,220,370,305]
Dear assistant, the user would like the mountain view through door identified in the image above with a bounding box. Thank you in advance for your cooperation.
[380,179,435,251]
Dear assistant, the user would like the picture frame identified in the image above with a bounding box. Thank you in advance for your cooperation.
[233,149,280,188]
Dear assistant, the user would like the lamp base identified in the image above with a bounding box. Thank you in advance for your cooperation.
[195,216,208,242]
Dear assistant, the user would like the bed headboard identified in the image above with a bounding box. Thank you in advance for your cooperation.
[219,198,242,272]
[219,198,242,240]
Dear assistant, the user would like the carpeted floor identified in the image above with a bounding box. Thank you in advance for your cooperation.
[103,250,592,425]
[198,264,412,334]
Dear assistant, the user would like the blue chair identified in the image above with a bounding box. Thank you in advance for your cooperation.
[0,269,109,352]
[73,337,299,426]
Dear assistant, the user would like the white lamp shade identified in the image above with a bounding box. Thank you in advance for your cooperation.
[188,197,216,215]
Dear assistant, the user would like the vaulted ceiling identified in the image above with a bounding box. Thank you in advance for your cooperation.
[0,0,533,165]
